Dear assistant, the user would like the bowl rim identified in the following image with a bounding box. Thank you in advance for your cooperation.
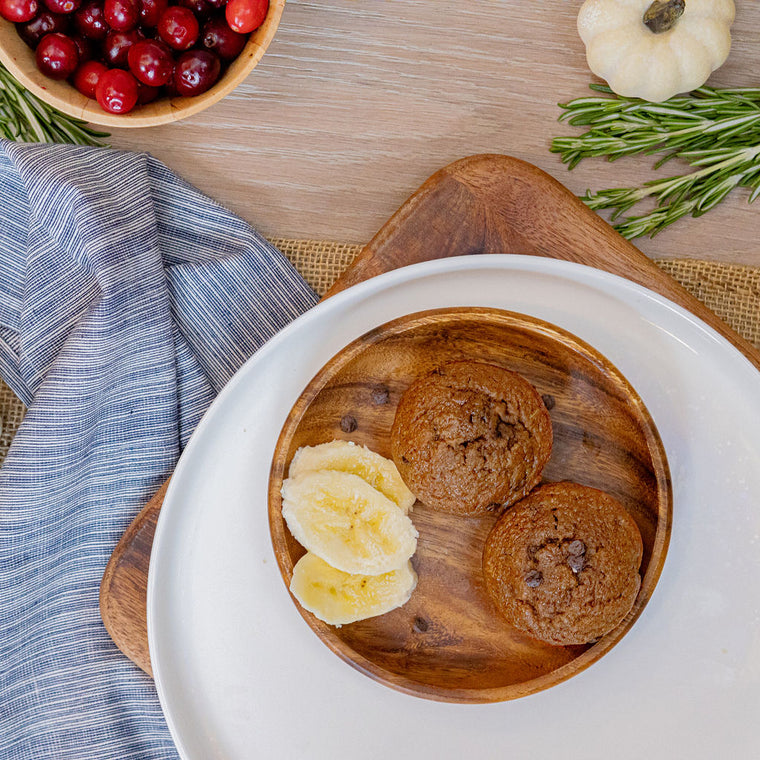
[266,305,673,704]
[0,0,285,129]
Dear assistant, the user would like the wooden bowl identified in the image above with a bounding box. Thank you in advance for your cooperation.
[0,0,284,128]
[268,307,672,704]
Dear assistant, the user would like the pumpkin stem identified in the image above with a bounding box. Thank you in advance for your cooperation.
[643,0,685,33]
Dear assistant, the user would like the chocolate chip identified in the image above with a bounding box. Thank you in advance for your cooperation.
[541,393,555,411]
[525,570,543,587]
[371,385,390,405]
[567,539,586,557]
[413,616,429,633]
[568,554,585,574]
[340,414,358,433]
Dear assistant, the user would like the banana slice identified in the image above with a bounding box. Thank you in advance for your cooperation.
[290,552,418,626]
[281,470,418,575]
[289,440,416,514]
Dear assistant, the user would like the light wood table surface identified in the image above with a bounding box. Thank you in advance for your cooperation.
[107,0,760,266]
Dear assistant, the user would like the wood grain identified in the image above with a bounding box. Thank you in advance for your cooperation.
[103,0,760,265]
[99,480,168,674]
[267,308,671,703]
[98,154,760,677]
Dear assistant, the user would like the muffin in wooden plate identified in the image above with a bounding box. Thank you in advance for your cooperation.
[483,482,644,646]
[390,360,552,517]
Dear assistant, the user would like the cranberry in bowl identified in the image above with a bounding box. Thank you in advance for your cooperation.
[0,0,283,127]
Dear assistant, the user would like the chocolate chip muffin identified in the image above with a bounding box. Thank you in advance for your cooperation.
[483,482,643,646]
[390,361,552,516]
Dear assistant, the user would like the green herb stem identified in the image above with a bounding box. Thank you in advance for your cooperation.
[0,63,109,146]
[551,85,760,238]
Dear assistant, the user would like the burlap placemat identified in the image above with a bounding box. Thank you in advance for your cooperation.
[2,241,759,466]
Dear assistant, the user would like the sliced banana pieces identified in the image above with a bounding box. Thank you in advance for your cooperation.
[281,470,417,576]
[281,440,420,625]
[290,552,418,626]
[289,440,416,514]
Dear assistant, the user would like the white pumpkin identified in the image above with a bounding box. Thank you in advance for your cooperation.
[578,0,735,102]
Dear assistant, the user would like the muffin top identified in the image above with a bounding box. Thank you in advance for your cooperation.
[482,482,644,646]
[390,361,553,516]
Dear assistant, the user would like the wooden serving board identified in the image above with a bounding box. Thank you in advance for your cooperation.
[100,154,760,677]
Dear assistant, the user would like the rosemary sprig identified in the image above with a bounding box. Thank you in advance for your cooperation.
[0,63,109,146]
[551,84,760,238]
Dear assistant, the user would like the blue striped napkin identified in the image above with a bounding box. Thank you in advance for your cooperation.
[0,140,319,759]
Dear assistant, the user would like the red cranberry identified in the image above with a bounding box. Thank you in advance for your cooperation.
[137,0,165,27]
[136,81,159,103]
[42,0,81,13]
[201,16,246,60]
[0,0,38,23]
[104,0,137,31]
[16,10,69,47]
[177,0,209,20]
[225,0,267,34]
[173,48,219,96]
[95,68,138,112]
[72,58,107,97]
[157,6,198,50]
[73,0,108,40]
[127,38,173,86]
[70,33,92,61]
[35,32,79,79]
[102,27,143,67]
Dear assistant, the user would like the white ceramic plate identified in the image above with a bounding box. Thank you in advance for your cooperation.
[148,255,760,759]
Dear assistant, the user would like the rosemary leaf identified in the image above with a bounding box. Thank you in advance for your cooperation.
[552,86,760,238]
[0,63,109,147]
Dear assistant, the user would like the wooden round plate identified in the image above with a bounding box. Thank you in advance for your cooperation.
[268,307,672,703]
